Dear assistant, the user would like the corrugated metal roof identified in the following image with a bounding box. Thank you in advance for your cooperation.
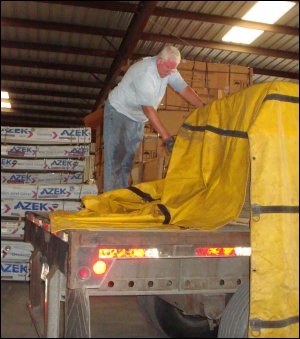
[1,1,298,127]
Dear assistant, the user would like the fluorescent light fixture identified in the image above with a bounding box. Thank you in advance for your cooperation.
[1,102,11,109]
[243,1,295,24]
[1,91,9,99]
[222,27,264,44]
[222,1,296,44]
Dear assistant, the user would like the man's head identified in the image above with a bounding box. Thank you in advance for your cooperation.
[156,46,181,78]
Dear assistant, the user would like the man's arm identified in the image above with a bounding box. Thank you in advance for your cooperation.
[142,105,170,142]
[179,86,205,107]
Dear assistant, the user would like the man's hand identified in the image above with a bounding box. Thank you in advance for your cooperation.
[164,135,176,154]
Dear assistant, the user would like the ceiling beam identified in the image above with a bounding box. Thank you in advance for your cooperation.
[1,108,86,118]
[2,57,298,84]
[5,98,92,110]
[2,17,298,60]
[1,58,109,74]
[3,45,298,82]
[253,68,299,79]
[2,73,103,88]
[1,40,117,59]
[39,1,138,12]
[153,7,299,36]
[2,86,98,100]
[1,17,125,38]
[39,1,299,36]
[94,1,158,109]
[142,32,299,60]
[1,115,83,127]
[2,40,147,61]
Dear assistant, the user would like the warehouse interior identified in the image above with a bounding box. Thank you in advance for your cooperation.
[1,1,298,128]
[1,1,299,338]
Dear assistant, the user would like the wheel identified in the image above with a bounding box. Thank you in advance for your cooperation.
[218,282,249,338]
[137,295,218,338]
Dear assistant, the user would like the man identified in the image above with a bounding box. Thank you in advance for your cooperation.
[103,45,205,192]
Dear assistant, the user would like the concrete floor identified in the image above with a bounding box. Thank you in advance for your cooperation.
[1,281,162,338]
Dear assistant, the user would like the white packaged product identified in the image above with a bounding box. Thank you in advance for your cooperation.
[1,183,98,200]
[1,220,25,240]
[1,172,84,184]
[1,158,85,171]
[1,240,33,262]
[1,144,90,158]
[1,126,91,144]
[1,199,82,217]
[1,261,30,281]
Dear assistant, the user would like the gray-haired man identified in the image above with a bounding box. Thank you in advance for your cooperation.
[103,46,205,192]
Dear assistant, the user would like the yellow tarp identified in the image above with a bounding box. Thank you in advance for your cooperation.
[50,81,299,337]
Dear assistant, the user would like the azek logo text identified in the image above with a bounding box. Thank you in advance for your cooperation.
[1,263,28,273]
[14,201,59,211]
[61,129,89,137]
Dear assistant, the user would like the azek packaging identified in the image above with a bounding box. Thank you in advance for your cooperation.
[1,220,25,240]
[1,144,90,158]
[1,199,82,217]
[1,172,84,184]
[1,158,85,171]
[1,240,33,262]
[1,184,98,200]
[1,127,91,144]
[1,261,30,281]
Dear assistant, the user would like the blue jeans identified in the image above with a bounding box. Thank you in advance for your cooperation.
[103,102,144,192]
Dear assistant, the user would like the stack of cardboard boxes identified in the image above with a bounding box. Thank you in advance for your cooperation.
[86,61,252,191]
[160,60,253,111]
[131,60,253,185]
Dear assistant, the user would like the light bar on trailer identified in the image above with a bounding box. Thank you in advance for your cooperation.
[98,246,251,259]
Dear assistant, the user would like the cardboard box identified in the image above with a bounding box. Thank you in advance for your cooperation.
[178,59,195,71]
[157,110,190,136]
[230,74,251,94]
[130,163,143,185]
[165,87,190,110]
[143,134,159,161]
[193,88,219,104]
[83,108,103,129]
[142,157,166,182]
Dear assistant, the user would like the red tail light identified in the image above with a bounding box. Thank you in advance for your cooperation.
[195,247,251,257]
[78,267,91,280]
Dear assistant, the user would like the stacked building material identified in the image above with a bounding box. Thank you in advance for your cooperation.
[1,126,98,281]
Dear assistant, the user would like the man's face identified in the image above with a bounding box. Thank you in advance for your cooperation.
[157,58,178,78]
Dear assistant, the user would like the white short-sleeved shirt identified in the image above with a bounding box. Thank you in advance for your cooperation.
[108,57,188,122]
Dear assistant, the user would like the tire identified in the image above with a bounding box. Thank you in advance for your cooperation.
[218,282,249,338]
[137,296,218,338]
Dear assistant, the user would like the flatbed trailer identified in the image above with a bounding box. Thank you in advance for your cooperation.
[24,211,250,338]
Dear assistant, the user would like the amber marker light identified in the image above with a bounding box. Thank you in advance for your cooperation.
[93,260,107,275]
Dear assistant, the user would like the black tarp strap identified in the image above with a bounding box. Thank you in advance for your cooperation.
[127,186,154,202]
[263,94,299,103]
[127,187,171,224]
[157,204,171,224]
[183,123,248,139]
[250,315,299,330]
